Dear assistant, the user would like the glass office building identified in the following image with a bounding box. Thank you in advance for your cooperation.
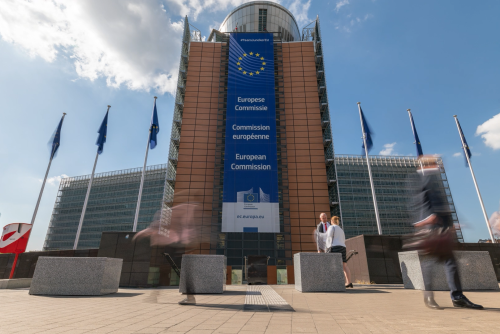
[335,155,464,241]
[43,164,168,250]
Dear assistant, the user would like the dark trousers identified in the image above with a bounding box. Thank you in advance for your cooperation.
[422,254,463,300]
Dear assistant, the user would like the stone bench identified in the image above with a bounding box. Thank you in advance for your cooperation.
[29,257,122,296]
[399,251,499,291]
[294,253,346,292]
[179,255,226,294]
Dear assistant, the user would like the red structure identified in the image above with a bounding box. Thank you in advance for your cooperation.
[0,223,32,278]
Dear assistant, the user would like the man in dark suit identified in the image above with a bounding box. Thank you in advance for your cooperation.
[413,156,483,310]
[316,213,330,253]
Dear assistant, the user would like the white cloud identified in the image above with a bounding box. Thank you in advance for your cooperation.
[0,0,312,94]
[379,142,397,156]
[287,0,312,26]
[165,0,250,21]
[350,13,373,26]
[453,152,461,157]
[0,0,185,95]
[335,11,373,33]
[40,174,69,186]
[335,0,350,12]
[476,113,500,150]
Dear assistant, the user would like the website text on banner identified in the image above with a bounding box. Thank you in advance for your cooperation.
[222,33,279,233]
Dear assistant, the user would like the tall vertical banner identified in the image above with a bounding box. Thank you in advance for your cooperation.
[222,33,279,233]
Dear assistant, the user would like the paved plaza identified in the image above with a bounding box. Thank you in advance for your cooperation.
[1,284,499,334]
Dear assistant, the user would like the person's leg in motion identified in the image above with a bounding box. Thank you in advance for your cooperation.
[421,257,442,309]
[444,255,483,309]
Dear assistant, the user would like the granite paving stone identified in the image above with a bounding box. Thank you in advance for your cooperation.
[1,284,500,333]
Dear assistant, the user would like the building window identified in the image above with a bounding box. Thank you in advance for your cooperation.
[258,9,267,31]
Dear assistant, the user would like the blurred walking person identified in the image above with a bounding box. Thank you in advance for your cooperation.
[134,189,203,305]
[408,156,483,310]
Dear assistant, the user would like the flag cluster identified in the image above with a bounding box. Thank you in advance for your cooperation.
[360,105,473,168]
[47,98,160,160]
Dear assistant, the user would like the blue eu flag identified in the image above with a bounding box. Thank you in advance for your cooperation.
[360,106,373,153]
[149,98,160,149]
[408,110,424,157]
[96,108,109,155]
[48,114,65,159]
[456,118,472,166]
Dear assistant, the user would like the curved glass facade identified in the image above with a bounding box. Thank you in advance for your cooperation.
[219,1,300,42]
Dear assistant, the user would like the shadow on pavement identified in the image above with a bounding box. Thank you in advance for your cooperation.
[344,289,391,294]
[36,292,144,298]
[219,290,247,295]
[304,289,390,294]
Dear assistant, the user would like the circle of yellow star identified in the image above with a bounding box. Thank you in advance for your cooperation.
[237,51,265,76]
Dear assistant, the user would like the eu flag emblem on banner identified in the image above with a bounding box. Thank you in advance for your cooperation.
[96,109,109,155]
[408,110,424,157]
[456,118,472,166]
[48,114,65,159]
[149,99,160,149]
[244,193,259,203]
[360,106,373,153]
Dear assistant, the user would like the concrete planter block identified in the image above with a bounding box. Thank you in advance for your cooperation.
[0,278,32,289]
[294,253,346,292]
[29,257,122,296]
[179,255,226,294]
[399,251,499,291]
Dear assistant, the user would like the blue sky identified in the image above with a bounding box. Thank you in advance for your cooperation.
[0,0,499,250]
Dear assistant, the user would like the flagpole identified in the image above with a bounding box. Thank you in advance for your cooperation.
[358,102,382,235]
[133,97,157,232]
[73,152,98,249]
[30,113,67,226]
[453,115,495,243]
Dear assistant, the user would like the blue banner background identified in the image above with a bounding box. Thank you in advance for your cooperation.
[222,32,279,232]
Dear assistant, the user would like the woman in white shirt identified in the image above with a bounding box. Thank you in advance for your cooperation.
[326,216,352,288]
